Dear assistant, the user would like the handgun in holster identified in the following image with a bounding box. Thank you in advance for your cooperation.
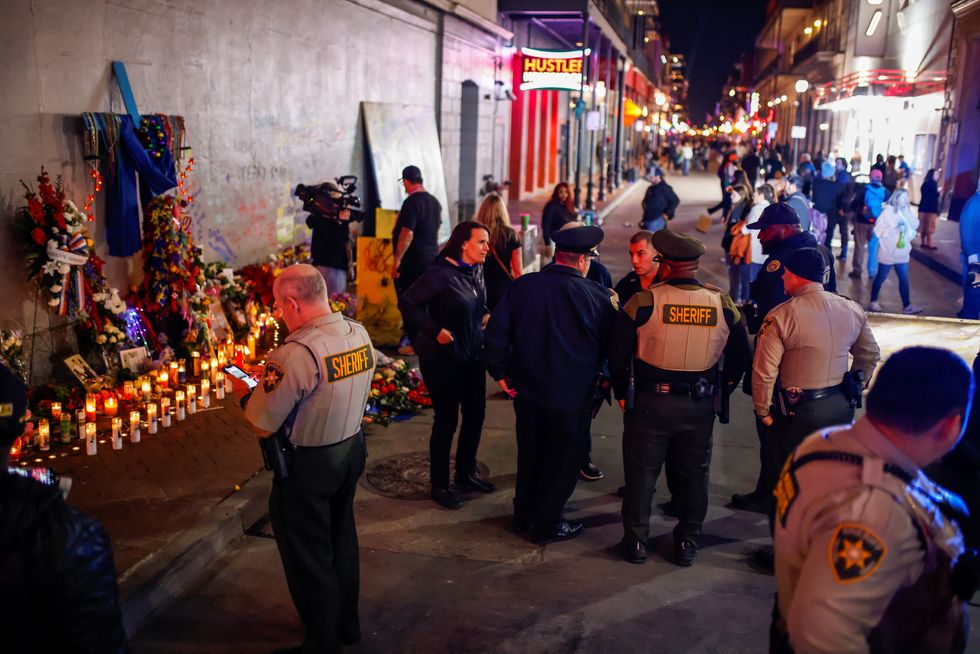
[260,430,293,483]
[625,357,636,411]
[741,300,760,334]
[843,370,866,409]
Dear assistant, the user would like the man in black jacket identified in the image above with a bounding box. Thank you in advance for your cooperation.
[641,167,679,233]
[0,363,128,652]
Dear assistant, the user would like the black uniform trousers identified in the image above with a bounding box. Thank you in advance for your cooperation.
[270,433,366,654]
[622,390,716,546]
[417,354,487,489]
[513,396,590,531]
[763,393,854,497]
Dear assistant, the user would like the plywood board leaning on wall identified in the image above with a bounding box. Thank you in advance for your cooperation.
[356,237,402,347]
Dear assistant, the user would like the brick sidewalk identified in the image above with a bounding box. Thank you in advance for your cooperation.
[37,398,264,575]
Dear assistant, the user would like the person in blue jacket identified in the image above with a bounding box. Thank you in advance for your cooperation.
[959,178,980,320]
[860,169,891,279]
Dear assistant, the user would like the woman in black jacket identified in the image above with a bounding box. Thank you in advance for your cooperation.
[541,183,577,254]
[399,221,495,509]
[918,168,940,250]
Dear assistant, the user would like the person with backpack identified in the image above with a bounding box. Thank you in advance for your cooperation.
[730,184,772,303]
[641,166,679,233]
[860,169,891,279]
[813,161,846,260]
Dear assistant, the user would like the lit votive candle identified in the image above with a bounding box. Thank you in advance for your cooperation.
[76,410,87,440]
[112,417,123,449]
[201,359,210,383]
[158,371,169,390]
[122,381,135,401]
[178,362,187,384]
[215,372,226,400]
[187,385,197,413]
[50,402,62,421]
[224,371,233,394]
[85,394,97,422]
[142,378,152,401]
[210,357,218,383]
[130,410,141,443]
[60,415,72,443]
[85,422,98,455]
[192,351,201,377]
[104,396,118,417]
[247,334,256,359]
[200,379,210,408]
[169,361,179,382]
[218,351,227,368]
[38,419,50,451]
[161,396,172,428]
[147,402,158,434]
[175,390,186,421]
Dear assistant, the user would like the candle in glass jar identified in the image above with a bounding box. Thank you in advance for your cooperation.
[218,350,227,368]
[60,415,72,443]
[123,381,135,401]
[130,410,141,443]
[158,370,169,390]
[201,359,210,383]
[247,334,256,359]
[175,390,186,421]
[50,402,62,421]
[104,396,118,417]
[215,372,226,400]
[161,396,172,428]
[38,419,50,451]
[76,410,87,440]
[169,361,179,381]
[187,385,197,413]
[178,362,187,384]
[210,357,219,383]
[85,422,98,455]
[191,351,201,377]
[142,378,152,401]
[146,402,158,434]
[111,416,122,439]
[224,371,233,393]
[85,394,97,422]
[200,379,210,408]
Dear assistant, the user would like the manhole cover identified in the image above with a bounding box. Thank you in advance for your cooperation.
[363,451,489,499]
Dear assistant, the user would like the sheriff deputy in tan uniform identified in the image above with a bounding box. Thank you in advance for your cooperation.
[773,347,975,653]
[609,229,751,567]
[753,248,880,502]
[238,263,375,653]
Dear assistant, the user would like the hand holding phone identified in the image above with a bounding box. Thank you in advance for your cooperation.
[223,364,258,390]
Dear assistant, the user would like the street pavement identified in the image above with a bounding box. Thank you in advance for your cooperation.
[132,172,980,653]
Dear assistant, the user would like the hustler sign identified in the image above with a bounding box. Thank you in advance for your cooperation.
[519,47,591,92]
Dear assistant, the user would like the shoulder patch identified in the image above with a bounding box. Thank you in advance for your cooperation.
[828,523,886,584]
[262,361,286,393]
[774,455,799,527]
[758,316,775,338]
[766,259,782,273]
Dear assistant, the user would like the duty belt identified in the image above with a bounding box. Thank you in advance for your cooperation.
[641,380,715,400]
[782,382,845,401]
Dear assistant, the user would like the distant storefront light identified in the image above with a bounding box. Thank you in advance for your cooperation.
[518,47,591,92]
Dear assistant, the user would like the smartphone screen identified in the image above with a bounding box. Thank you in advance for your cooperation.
[223,364,258,389]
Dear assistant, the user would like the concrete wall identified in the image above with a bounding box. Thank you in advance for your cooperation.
[0,0,505,340]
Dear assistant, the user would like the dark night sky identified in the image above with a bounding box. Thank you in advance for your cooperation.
[658,0,768,124]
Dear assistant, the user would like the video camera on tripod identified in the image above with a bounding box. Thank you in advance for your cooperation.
[295,175,363,222]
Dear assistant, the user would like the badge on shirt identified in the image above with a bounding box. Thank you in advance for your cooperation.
[662,304,718,326]
[326,344,374,383]
[774,456,799,527]
[262,361,286,393]
[829,523,886,584]
[766,259,781,273]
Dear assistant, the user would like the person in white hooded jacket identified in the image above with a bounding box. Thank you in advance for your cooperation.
[868,188,922,314]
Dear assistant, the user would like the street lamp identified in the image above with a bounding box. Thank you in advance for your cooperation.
[795,79,809,93]
[793,80,810,165]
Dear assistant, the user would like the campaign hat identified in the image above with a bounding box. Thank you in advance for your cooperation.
[650,229,706,262]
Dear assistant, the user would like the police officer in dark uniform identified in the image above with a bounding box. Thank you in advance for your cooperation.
[733,203,838,513]
[238,264,375,653]
[609,230,750,566]
[483,225,616,544]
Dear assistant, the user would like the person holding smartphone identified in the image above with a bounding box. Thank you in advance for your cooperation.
[233,264,375,653]
[399,221,495,510]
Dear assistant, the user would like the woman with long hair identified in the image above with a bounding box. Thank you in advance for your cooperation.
[475,193,522,309]
[398,221,496,509]
[918,168,940,250]
[868,189,922,314]
[541,182,577,255]
[722,183,752,301]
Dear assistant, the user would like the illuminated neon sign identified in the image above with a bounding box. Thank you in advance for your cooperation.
[519,47,591,92]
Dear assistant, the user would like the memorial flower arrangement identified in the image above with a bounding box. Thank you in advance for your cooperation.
[0,329,28,383]
[329,292,357,319]
[364,357,430,427]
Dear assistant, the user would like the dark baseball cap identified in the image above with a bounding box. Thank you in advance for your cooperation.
[552,224,604,255]
[0,362,28,446]
[399,165,423,183]
[782,248,826,282]
[746,202,801,229]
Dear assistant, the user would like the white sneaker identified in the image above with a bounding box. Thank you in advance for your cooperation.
[903,305,923,315]
[868,301,883,312]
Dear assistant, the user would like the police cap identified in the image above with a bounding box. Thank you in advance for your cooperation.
[782,248,825,282]
[746,202,801,230]
[552,224,604,255]
[650,229,706,262]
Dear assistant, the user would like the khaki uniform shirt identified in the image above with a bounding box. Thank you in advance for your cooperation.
[244,312,375,446]
[752,283,880,416]
[774,418,965,653]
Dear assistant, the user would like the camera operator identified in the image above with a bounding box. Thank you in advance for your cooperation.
[0,362,128,652]
[302,181,354,295]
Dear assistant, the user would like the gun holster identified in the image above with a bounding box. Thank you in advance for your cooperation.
[842,370,866,409]
[260,431,293,482]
